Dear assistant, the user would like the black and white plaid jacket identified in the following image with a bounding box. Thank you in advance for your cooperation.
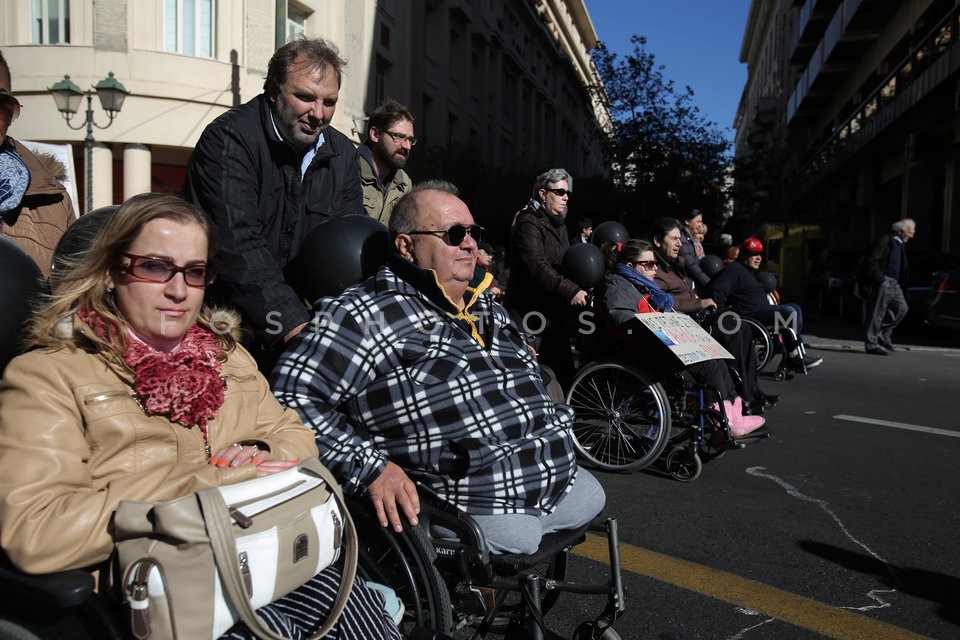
[272,257,577,516]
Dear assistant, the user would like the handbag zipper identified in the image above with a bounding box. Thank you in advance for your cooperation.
[238,551,253,597]
[225,478,309,528]
[332,511,342,551]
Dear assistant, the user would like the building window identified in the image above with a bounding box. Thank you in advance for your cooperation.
[375,57,390,107]
[164,0,214,57]
[286,4,307,42]
[275,1,311,47]
[32,0,70,44]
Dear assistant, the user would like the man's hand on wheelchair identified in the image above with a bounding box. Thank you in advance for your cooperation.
[368,460,421,532]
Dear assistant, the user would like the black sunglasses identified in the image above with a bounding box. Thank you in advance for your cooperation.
[121,253,217,288]
[544,188,570,197]
[0,93,21,122]
[408,224,483,246]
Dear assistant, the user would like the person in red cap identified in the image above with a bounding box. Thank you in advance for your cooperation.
[709,237,822,370]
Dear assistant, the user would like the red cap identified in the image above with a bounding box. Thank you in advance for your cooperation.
[741,237,764,254]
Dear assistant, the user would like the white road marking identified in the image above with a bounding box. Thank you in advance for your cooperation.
[834,414,960,438]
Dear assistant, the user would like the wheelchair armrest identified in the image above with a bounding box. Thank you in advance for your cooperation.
[416,491,490,563]
[0,562,95,609]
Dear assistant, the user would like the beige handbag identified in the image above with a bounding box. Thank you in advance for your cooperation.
[113,457,357,640]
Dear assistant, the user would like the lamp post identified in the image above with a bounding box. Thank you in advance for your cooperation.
[49,72,129,213]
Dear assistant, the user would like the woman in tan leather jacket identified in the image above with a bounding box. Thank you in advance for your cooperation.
[0,193,401,639]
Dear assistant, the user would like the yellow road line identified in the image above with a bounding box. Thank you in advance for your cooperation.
[575,534,930,640]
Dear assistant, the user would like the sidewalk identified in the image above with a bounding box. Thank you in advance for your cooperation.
[802,309,960,353]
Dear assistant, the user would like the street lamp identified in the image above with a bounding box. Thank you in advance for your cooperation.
[49,72,129,213]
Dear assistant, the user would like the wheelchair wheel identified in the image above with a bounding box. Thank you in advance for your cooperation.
[743,317,774,372]
[348,498,454,635]
[565,362,672,472]
[574,620,622,639]
[664,445,702,482]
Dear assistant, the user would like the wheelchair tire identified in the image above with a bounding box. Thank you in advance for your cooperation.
[742,317,774,372]
[0,620,42,640]
[574,620,622,640]
[664,445,702,482]
[565,362,671,472]
[348,499,454,635]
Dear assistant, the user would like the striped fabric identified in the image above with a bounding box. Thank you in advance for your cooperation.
[218,565,402,640]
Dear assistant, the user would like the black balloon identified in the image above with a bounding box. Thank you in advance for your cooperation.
[700,254,725,279]
[590,221,630,247]
[562,242,605,290]
[298,215,390,302]
[0,238,43,376]
[756,270,778,294]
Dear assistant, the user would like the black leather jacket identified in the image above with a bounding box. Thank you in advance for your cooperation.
[182,95,364,345]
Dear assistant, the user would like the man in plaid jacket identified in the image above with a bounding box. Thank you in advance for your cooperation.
[272,180,604,555]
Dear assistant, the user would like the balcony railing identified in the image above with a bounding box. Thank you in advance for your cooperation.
[796,3,960,180]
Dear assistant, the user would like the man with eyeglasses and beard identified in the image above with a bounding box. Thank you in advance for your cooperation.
[272,180,604,557]
[182,37,363,370]
[358,100,415,226]
[504,168,588,391]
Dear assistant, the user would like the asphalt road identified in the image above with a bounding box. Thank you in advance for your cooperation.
[545,319,960,640]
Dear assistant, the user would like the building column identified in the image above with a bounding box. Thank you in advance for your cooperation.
[90,141,114,211]
[123,144,152,199]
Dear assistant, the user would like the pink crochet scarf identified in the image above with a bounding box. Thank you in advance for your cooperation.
[78,309,225,432]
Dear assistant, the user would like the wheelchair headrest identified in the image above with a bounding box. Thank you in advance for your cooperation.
[50,206,119,275]
[0,237,44,375]
[297,215,390,302]
[700,254,724,278]
[756,270,778,293]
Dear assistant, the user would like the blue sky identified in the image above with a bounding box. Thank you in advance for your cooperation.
[584,0,753,142]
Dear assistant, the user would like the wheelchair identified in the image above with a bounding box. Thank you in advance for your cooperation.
[739,316,809,381]
[0,489,625,640]
[350,490,625,640]
[564,310,766,482]
[564,360,764,482]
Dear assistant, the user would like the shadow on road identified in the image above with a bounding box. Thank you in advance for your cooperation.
[797,540,960,626]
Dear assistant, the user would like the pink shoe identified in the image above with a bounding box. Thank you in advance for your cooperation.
[723,399,766,438]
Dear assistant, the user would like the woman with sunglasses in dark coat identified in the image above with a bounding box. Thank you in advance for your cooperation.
[504,168,587,390]
[596,239,766,439]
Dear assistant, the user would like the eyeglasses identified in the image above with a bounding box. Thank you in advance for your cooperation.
[0,94,21,122]
[634,260,658,270]
[121,254,217,288]
[544,188,570,198]
[408,224,483,246]
[381,130,418,146]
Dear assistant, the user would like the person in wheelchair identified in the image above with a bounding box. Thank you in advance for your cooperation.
[596,239,766,439]
[272,180,606,557]
[648,217,778,415]
[0,193,402,639]
[650,217,780,415]
[708,237,823,371]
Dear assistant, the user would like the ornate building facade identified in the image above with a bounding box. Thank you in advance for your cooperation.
[0,0,608,213]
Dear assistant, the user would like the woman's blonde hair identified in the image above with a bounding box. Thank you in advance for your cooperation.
[27,193,236,361]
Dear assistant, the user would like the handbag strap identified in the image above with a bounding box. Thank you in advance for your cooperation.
[198,460,358,640]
